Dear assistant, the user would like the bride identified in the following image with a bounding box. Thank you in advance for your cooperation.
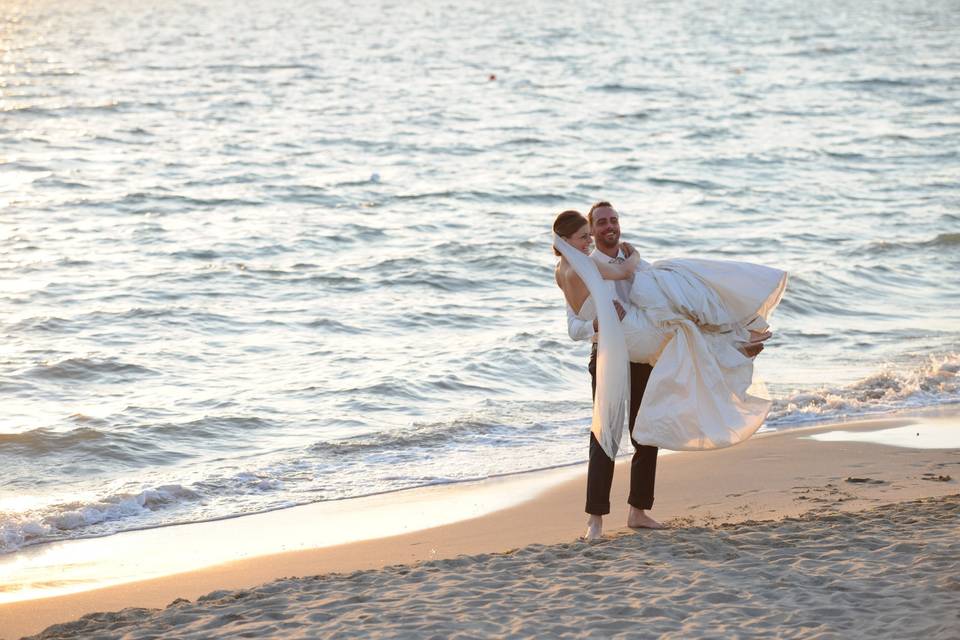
[553,210,787,462]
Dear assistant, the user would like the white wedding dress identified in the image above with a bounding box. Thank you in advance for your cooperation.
[557,236,788,459]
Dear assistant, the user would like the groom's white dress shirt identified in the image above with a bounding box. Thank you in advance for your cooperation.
[566,247,631,344]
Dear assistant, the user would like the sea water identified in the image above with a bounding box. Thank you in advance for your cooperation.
[1,0,958,553]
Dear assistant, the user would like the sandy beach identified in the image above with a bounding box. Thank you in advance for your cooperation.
[5,1,960,637]
[5,413,960,639]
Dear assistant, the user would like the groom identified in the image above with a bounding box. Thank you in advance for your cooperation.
[566,201,663,538]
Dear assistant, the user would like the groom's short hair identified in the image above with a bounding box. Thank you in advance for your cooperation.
[587,201,614,226]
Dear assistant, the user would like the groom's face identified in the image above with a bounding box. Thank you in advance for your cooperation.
[591,206,620,250]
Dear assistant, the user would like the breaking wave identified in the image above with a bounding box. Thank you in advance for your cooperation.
[768,353,960,426]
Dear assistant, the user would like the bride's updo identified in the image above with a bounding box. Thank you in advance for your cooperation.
[552,210,588,256]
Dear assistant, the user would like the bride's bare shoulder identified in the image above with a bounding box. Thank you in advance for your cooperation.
[555,259,577,286]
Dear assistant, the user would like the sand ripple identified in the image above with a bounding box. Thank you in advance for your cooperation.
[27,495,959,639]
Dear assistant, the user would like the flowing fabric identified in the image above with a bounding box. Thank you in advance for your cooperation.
[555,235,788,459]
[632,259,788,450]
[553,235,630,459]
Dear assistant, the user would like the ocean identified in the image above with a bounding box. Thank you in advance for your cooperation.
[1,0,958,555]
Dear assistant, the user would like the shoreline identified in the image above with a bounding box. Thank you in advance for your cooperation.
[3,412,959,638]
[6,405,957,562]
[6,406,956,565]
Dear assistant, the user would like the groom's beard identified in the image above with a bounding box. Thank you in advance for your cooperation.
[595,234,620,252]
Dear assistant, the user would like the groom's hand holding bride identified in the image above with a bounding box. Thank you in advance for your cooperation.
[592,300,627,332]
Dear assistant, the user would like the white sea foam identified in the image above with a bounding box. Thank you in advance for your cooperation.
[768,353,960,426]
[0,485,200,553]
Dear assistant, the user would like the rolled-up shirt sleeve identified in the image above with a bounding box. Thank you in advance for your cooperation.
[566,304,595,342]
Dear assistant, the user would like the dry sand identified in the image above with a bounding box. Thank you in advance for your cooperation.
[5,414,960,639]
[27,495,960,640]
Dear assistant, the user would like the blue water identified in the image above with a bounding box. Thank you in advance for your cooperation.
[1,0,958,553]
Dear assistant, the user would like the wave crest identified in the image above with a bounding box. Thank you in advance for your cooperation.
[860,233,960,255]
[0,484,200,553]
[23,357,157,382]
[769,353,960,426]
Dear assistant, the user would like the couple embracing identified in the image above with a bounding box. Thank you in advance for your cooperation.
[554,202,788,540]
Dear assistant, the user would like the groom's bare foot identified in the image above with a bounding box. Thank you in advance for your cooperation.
[627,507,665,530]
[749,329,772,343]
[584,515,603,541]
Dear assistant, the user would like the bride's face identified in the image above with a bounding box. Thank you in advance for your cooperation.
[567,223,592,255]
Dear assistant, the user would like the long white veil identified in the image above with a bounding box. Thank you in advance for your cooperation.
[553,234,629,460]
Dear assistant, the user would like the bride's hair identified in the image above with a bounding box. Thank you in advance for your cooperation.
[552,210,588,256]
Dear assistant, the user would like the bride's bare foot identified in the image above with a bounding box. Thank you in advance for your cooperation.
[627,506,665,530]
[739,342,765,359]
[738,329,772,359]
[584,515,603,541]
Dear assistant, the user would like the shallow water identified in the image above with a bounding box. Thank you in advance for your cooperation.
[808,419,960,450]
[1,0,958,552]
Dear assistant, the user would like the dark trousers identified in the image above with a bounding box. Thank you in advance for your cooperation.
[586,344,658,515]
